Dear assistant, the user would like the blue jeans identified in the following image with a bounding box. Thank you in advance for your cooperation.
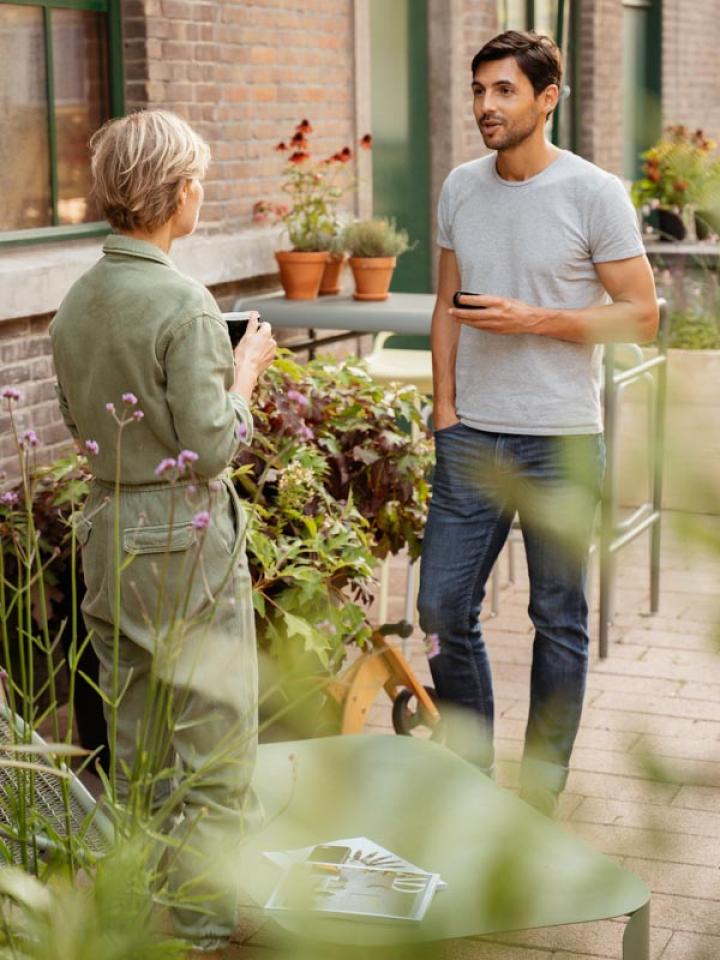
[417,423,605,795]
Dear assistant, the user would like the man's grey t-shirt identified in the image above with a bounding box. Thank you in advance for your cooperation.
[437,149,645,435]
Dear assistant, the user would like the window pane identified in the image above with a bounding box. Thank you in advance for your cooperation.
[497,0,528,30]
[0,5,51,231]
[52,8,110,225]
[534,0,558,37]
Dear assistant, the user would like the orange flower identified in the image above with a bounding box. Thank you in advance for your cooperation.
[275,141,288,152]
[359,133,372,150]
[296,118,313,134]
[288,151,309,164]
[673,179,688,192]
[291,132,309,150]
[339,146,352,163]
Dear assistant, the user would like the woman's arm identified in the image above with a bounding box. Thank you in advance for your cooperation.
[164,313,274,478]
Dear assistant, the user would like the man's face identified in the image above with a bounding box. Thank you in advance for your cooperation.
[471,57,553,151]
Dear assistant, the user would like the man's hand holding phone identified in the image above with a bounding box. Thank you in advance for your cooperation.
[450,290,544,335]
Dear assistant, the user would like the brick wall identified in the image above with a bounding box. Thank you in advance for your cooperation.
[577,0,624,176]
[0,316,71,482]
[662,0,720,144]
[460,1,499,164]
[124,0,358,235]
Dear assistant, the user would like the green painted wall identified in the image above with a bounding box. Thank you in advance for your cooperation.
[369,0,431,293]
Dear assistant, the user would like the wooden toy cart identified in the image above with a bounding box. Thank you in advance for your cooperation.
[325,621,441,736]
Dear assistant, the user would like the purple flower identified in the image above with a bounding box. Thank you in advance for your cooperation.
[20,430,39,449]
[84,439,100,456]
[177,449,199,472]
[0,491,18,507]
[424,633,441,659]
[235,422,248,442]
[192,510,211,531]
[287,389,309,408]
[121,392,138,407]
[299,425,314,441]
[154,457,177,477]
[105,402,115,414]
[1,387,21,402]
[132,409,145,422]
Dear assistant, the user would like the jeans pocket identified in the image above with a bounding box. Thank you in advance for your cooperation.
[434,421,464,438]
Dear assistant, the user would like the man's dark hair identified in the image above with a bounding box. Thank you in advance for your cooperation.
[471,30,563,96]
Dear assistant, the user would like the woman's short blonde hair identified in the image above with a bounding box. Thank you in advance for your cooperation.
[90,109,210,232]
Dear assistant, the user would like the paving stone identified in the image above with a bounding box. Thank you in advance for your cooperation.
[659,931,720,960]
[592,657,718,684]
[622,857,720,899]
[571,796,720,839]
[487,918,671,960]
[649,893,720,937]
[590,691,720,723]
[436,942,554,959]
[631,734,720,764]
[567,821,719,867]
[563,770,680,805]
[584,673,684,697]
[670,784,720,814]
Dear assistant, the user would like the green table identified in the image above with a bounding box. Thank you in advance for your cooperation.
[243,735,650,958]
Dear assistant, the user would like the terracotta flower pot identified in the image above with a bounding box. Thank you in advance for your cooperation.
[275,250,329,300]
[349,256,397,301]
[319,252,347,296]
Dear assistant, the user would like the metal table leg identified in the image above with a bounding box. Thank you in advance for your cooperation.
[623,901,650,960]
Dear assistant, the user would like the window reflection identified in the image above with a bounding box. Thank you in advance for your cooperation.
[0,4,51,231]
[52,8,109,225]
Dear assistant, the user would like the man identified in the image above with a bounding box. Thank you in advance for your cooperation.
[417,31,658,816]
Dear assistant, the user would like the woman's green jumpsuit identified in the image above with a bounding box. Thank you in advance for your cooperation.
[50,234,260,947]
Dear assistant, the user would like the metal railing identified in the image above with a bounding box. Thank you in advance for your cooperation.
[598,299,669,657]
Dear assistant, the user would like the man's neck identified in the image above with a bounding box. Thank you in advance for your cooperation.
[495,135,561,183]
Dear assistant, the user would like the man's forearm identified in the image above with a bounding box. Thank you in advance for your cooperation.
[534,299,659,345]
[431,302,460,411]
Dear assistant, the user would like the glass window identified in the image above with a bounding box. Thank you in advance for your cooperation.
[0,0,122,242]
[52,8,110,224]
[497,0,528,31]
[0,5,52,230]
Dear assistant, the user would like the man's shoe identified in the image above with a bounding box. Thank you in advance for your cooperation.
[519,786,559,819]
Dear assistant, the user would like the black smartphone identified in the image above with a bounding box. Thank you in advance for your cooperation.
[306,844,351,864]
[452,291,486,310]
[224,311,261,349]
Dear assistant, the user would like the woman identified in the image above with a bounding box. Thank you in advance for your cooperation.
[50,109,276,954]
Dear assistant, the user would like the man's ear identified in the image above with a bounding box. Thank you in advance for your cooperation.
[543,83,560,117]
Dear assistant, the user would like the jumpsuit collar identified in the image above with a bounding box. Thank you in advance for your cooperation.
[102,233,175,268]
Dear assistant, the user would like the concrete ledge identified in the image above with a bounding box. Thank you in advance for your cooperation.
[0,226,283,321]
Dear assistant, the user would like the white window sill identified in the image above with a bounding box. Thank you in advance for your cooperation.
[0,226,284,322]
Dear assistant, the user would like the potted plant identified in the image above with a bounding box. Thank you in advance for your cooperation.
[253,122,372,299]
[632,125,720,242]
[342,218,411,300]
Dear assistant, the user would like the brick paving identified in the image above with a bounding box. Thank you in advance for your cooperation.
[230,511,720,960]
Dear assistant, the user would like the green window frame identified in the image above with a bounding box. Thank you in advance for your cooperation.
[0,0,124,247]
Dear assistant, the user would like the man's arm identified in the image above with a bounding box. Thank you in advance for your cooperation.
[431,248,462,430]
[451,254,659,345]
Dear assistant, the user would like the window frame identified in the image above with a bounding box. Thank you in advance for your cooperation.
[0,0,124,247]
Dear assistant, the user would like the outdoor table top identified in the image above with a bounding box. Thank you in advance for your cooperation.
[243,734,649,951]
[644,241,720,256]
[232,291,435,335]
